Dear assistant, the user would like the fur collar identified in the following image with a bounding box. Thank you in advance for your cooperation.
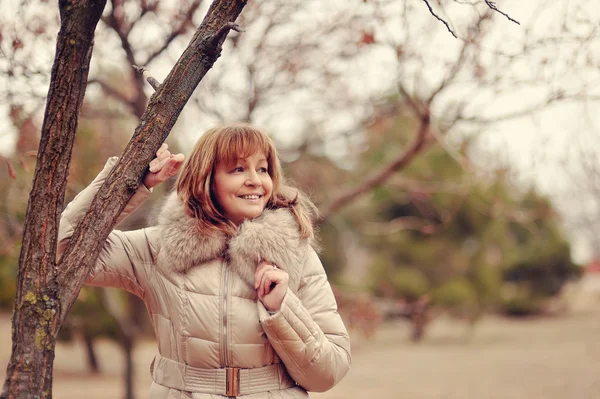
[155,192,316,289]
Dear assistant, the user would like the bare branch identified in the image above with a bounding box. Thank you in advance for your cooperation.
[142,0,204,66]
[102,0,138,68]
[1,155,17,179]
[88,78,136,109]
[427,13,492,104]
[421,0,457,39]
[485,1,520,25]
[462,92,600,125]
[132,65,161,90]
[364,216,440,235]
[320,115,431,221]
[397,83,427,117]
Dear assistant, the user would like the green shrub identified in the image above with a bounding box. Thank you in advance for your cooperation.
[432,278,477,308]
[389,268,430,301]
[501,295,543,317]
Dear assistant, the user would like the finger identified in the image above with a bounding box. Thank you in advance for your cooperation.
[255,265,266,290]
[259,271,274,297]
[260,269,280,297]
[149,151,172,172]
[150,145,169,170]
[157,156,184,179]
[156,143,169,157]
[255,262,277,289]
[254,261,271,289]
[149,146,173,171]
[156,148,172,166]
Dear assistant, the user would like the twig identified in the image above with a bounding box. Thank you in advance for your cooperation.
[484,1,520,25]
[422,0,457,39]
[1,155,16,179]
[142,0,204,66]
[205,22,243,56]
[132,65,161,90]
[89,78,136,108]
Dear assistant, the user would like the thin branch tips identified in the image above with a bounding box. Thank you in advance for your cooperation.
[422,0,458,38]
[132,65,161,91]
[485,1,520,25]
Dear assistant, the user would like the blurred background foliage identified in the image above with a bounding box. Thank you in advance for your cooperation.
[0,2,594,385]
[332,106,581,320]
[0,93,582,358]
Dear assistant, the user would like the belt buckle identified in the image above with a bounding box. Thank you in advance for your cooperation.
[226,367,240,397]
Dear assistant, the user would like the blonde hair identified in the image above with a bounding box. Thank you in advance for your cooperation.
[176,123,317,238]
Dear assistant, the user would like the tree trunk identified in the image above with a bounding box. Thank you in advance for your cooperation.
[2,1,248,397]
[120,335,134,399]
[82,331,100,374]
[100,288,138,399]
[2,1,107,397]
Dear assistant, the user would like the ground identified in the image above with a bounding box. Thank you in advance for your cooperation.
[1,308,599,398]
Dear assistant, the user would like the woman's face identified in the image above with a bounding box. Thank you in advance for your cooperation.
[213,151,273,225]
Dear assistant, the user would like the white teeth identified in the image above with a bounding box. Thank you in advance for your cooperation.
[241,195,260,200]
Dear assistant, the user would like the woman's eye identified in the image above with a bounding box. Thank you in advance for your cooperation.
[258,167,268,173]
[233,166,244,172]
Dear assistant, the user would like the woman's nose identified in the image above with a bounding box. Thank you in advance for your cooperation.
[245,171,262,186]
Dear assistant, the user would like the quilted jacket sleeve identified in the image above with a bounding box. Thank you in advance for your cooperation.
[257,248,351,392]
[57,157,154,298]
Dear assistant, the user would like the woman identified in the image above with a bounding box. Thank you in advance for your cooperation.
[57,123,351,398]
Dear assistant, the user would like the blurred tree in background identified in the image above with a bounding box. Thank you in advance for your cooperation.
[331,102,581,337]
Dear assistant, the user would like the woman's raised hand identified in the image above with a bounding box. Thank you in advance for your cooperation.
[143,143,185,189]
[254,261,289,312]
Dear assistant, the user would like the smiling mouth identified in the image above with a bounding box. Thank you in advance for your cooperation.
[239,195,262,200]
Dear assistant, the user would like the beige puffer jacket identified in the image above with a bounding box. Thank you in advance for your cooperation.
[57,158,351,398]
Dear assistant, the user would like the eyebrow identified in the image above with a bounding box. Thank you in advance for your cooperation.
[234,157,268,164]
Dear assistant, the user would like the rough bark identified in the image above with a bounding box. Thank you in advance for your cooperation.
[2,1,107,397]
[2,0,247,397]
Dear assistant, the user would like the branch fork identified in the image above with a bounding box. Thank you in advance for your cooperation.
[205,22,242,56]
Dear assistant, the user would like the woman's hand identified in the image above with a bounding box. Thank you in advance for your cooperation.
[255,261,289,312]
[143,143,185,189]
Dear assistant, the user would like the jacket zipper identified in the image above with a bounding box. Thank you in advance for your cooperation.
[222,260,230,367]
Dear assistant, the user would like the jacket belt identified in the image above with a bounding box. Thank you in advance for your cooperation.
[150,354,296,397]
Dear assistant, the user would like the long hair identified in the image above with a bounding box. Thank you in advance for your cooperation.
[176,123,317,238]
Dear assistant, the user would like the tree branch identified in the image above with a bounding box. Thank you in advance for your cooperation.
[422,0,457,39]
[364,216,440,235]
[427,13,491,104]
[88,78,137,111]
[142,0,205,66]
[132,65,161,90]
[102,0,147,118]
[205,22,242,56]
[320,115,431,222]
[484,1,520,25]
